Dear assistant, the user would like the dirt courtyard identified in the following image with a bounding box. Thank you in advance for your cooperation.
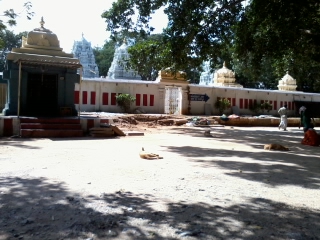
[1,121,320,240]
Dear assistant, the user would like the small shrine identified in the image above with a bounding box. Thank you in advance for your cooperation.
[72,34,99,78]
[213,62,243,88]
[2,17,82,116]
[107,39,141,80]
[155,67,188,84]
[277,71,297,91]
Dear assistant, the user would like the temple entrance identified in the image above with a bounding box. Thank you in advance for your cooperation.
[164,86,182,114]
[26,73,58,116]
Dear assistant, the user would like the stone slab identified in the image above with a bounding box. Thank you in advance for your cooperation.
[125,131,145,136]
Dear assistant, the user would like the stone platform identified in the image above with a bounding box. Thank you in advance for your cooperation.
[0,116,114,138]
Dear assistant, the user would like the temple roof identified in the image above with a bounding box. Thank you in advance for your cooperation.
[215,62,235,76]
[278,71,297,91]
[6,53,82,69]
[7,17,81,69]
[279,71,297,85]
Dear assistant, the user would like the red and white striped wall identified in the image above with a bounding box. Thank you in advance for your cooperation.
[74,79,320,116]
[75,80,160,113]
[0,117,20,137]
[216,97,295,112]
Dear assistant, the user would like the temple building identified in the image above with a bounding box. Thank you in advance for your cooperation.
[199,61,214,86]
[277,71,297,91]
[2,17,82,116]
[107,39,141,80]
[72,35,99,78]
[213,62,243,88]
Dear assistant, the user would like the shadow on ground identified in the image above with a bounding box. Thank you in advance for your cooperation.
[0,177,319,240]
[162,127,320,190]
[0,138,41,150]
[169,126,304,145]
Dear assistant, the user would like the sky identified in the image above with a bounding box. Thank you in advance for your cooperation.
[1,0,168,52]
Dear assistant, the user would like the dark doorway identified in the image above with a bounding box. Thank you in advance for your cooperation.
[27,73,58,116]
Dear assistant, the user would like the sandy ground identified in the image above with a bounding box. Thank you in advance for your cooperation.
[0,120,320,240]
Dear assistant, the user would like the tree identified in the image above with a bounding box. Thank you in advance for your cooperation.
[102,0,244,72]
[214,98,231,115]
[1,1,33,50]
[0,30,27,71]
[102,0,320,92]
[93,40,116,77]
[116,93,136,113]
[0,1,33,31]
[233,0,320,92]
[125,34,173,80]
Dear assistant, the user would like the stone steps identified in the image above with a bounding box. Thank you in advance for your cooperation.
[20,123,82,130]
[19,117,83,138]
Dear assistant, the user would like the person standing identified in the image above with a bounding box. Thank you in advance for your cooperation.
[299,106,315,132]
[278,104,288,131]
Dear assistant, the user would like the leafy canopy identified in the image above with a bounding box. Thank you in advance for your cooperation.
[102,0,320,92]
[102,0,244,71]
[0,1,33,49]
[0,30,27,71]
[233,0,320,92]
[93,40,116,77]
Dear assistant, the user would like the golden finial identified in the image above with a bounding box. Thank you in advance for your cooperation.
[40,17,45,28]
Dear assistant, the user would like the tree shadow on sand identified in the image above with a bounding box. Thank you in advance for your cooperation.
[0,177,319,239]
[170,127,306,147]
[163,144,320,189]
[0,138,41,150]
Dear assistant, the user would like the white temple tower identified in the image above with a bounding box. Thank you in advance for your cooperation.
[213,62,243,88]
[199,61,214,86]
[277,71,297,91]
[72,34,99,78]
[107,39,141,80]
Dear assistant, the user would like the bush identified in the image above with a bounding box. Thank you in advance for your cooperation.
[261,101,272,113]
[214,98,231,115]
[116,93,136,113]
[249,101,261,115]
[249,100,272,115]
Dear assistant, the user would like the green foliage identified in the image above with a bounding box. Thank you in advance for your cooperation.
[93,40,116,77]
[214,98,231,115]
[0,30,27,71]
[102,0,320,92]
[233,0,320,92]
[0,1,34,32]
[260,101,272,113]
[1,2,33,70]
[249,101,261,115]
[126,34,172,80]
[249,100,272,115]
[116,93,136,113]
[102,0,243,71]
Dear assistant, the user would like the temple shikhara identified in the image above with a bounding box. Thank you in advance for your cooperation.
[212,62,243,88]
[198,61,243,88]
[199,61,214,86]
[277,71,298,91]
[107,39,141,80]
[72,34,99,78]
